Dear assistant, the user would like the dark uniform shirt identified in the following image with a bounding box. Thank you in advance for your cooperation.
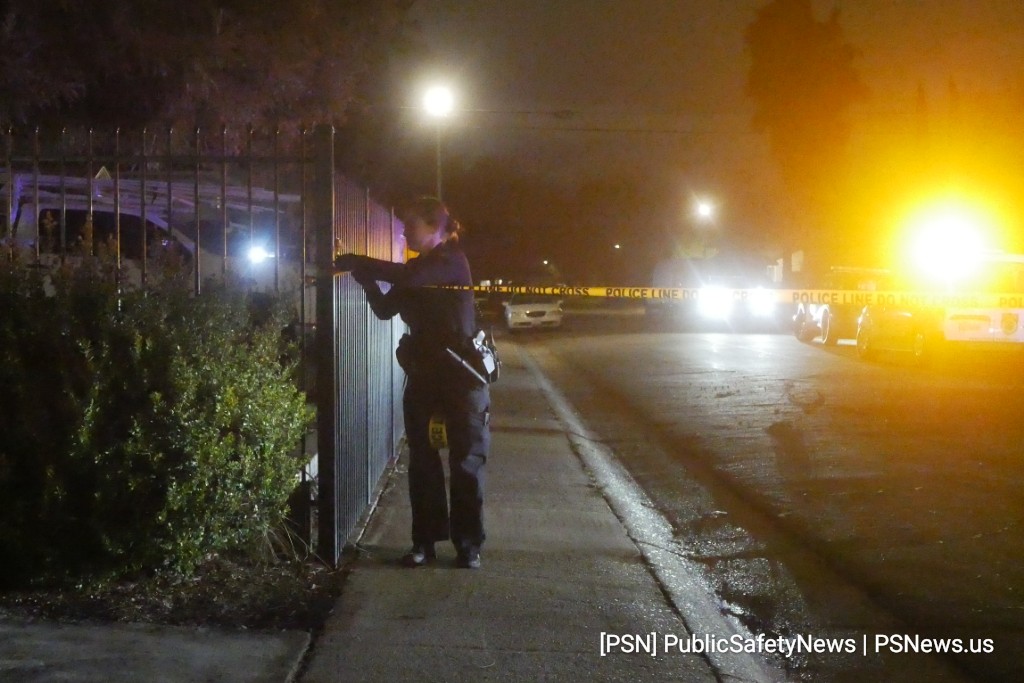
[357,240,476,362]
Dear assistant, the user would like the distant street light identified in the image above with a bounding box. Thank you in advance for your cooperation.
[423,85,454,200]
[695,199,715,221]
[692,197,717,258]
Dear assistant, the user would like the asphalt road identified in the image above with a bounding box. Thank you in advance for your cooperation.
[506,309,1024,682]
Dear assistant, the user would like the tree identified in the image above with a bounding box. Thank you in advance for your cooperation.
[0,0,414,130]
[744,0,866,259]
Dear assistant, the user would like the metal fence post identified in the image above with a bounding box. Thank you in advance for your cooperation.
[312,124,341,566]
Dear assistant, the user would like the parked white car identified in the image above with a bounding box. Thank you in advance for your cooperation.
[503,294,563,330]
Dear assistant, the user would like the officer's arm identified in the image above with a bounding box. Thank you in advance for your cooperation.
[358,256,406,282]
[356,273,401,320]
[334,254,405,282]
[338,251,456,288]
[395,251,459,288]
[334,254,405,320]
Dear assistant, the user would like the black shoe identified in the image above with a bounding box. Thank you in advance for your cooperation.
[456,548,481,570]
[401,544,436,567]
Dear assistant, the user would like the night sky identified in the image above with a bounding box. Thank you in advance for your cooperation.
[389,1,1024,283]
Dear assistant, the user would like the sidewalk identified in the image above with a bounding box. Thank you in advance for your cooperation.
[0,339,771,683]
[300,340,762,682]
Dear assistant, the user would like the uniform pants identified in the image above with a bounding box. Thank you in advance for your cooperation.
[403,372,490,552]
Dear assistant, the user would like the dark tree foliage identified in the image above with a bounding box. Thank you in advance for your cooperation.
[744,0,866,247]
[0,0,413,129]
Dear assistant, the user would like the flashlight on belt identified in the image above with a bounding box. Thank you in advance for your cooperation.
[445,347,488,385]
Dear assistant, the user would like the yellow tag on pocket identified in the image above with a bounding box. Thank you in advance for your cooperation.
[428,415,448,449]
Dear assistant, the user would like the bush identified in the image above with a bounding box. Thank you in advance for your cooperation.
[0,254,313,586]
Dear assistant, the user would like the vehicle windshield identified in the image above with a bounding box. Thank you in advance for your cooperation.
[510,294,558,305]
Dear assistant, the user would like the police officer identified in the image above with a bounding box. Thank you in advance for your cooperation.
[335,197,489,569]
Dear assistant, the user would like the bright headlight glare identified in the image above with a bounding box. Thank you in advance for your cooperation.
[698,286,733,318]
[750,288,776,316]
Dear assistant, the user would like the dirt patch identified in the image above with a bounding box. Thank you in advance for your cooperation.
[0,556,345,632]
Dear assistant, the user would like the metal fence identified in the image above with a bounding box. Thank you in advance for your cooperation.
[313,129,406,562]
[1,124,403,567]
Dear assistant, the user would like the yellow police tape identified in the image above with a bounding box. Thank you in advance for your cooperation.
[460,285,1024,309]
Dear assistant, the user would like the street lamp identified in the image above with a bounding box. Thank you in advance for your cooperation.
[423,85,454,200]
[695,199,715,222]
[692,197,717,258]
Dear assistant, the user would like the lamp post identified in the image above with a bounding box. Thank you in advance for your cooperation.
[693,197,716,258]
[423,85,454,200]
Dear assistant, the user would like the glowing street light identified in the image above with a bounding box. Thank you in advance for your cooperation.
[691,197,717,258]
[695,199,715,221]
[423,85,454,200]
[423,85,454,118]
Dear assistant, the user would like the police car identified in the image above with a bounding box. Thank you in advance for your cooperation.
[856,253,1024,361]
[793,267,891,345]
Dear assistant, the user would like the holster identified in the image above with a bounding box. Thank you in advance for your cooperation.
[396,333,420,375]
[398,331,500,385]
[467,330,501,384]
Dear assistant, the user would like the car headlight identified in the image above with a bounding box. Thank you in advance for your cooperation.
[698,286,733,319]
[749,287,776,317]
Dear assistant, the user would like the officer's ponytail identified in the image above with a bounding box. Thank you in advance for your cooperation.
[444,217,463,241]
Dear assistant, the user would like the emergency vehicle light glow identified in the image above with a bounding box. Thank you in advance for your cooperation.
[901,199,996,286]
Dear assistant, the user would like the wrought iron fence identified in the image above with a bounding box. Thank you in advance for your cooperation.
[310,127,405,564]
[1,124,403,566]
